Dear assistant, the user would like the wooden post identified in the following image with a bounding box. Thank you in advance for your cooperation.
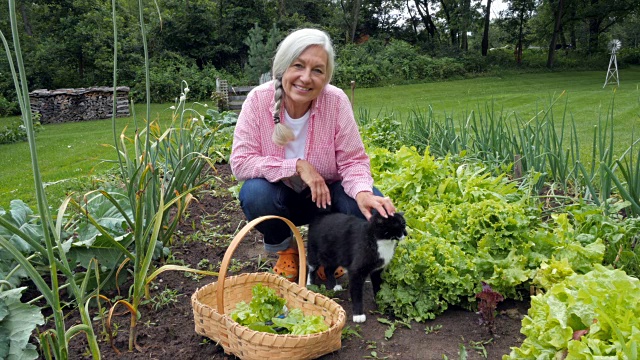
[513,154,523,179]
[350,80,356,107]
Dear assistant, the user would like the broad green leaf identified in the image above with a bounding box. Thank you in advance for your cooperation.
[506,266,640,359]
[0,287,44,360]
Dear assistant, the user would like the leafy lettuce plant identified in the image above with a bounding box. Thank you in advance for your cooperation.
[369,146,605,321]
[505,265,640,359]
[567,202,640,278]
[532,258,576,291]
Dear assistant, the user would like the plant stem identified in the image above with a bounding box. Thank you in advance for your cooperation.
[7,0,66,356]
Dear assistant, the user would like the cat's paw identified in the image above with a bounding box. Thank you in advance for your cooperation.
[352,314,366,323]
[332,284,343,291]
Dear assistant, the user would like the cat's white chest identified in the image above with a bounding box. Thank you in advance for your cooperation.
[376,240,396,268]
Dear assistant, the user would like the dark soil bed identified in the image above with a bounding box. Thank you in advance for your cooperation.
[62,163,528,360]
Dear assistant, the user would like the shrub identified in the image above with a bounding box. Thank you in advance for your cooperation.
[0,94,18,116]
[428,57,466,80]
[0,116,42,145]
[620,47,640,65]
[334,37,474,88]
[130,53,242,103]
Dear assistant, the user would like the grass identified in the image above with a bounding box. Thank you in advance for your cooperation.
[0,102,203,209]
[349,66,640,157]
[2,67,640,210]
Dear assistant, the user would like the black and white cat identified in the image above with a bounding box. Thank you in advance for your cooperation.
[306,210,407,323]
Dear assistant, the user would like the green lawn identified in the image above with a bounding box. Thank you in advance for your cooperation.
[2,67,640,210]
[0,102,199,209]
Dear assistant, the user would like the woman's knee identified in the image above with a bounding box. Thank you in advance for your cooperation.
[239,179,277,215]
[239,178,298,220]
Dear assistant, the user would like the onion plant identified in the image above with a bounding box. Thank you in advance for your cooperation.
[85,0,219,352]
[601,131,640,216]
[397,91,640,213]
[1,3,101,358]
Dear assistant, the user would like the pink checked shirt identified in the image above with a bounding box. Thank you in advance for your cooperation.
[230,81,374,199]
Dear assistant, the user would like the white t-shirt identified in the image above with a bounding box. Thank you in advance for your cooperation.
[284,110,310,193]
[284,110,310,160]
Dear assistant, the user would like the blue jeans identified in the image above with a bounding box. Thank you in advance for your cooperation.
[238,178,384,252]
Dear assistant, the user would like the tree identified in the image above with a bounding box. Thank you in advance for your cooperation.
[244,24,282,84]
[360,0,405,38]
[481,0,492,55]
[340,0,363,43]
[432,0,481,49]
[496,0,536,63]
[412,0,439,40]
[580,0,637,53]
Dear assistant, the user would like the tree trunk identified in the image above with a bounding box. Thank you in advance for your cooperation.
[340,0,362,43]
[440,0,458,46]
[546,0,564,68]
[516,10,524,64]
[461,0,470,50]
[406,0,419,41]
[587,0,600,53]
[414,0,437,39]
[481,0,492,56]
[588,18,601,53]
[20,2,32,36]
[350,0,362,43]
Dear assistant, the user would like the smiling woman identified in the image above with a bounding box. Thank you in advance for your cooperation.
[230,28,397,283]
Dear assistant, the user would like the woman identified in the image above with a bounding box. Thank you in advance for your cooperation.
[230,28,395,281]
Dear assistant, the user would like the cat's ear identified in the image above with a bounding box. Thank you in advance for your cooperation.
[369,209,381,222]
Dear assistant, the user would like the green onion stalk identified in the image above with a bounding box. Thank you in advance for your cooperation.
[1,1,101,358]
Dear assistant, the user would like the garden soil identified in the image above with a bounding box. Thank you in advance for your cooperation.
[62,163,529,360]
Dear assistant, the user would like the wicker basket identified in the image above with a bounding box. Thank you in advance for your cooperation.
[192,215,347,360]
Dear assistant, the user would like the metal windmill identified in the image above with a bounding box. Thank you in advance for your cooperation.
[603,39,621,88]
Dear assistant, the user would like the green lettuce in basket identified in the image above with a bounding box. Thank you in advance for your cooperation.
[230,284,329,335]
[271,308,329,335]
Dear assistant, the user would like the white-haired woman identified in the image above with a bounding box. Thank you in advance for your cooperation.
[230,28,395,281]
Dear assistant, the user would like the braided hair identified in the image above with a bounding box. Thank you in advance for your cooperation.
[271,76,295,146]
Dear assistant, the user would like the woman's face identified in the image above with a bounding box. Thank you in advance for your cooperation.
[282,45,328,117]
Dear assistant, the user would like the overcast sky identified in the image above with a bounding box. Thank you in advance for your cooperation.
[490,0,509,19]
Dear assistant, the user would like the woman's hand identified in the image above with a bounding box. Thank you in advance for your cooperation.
[355,191,396,220]
[296,159,331,208]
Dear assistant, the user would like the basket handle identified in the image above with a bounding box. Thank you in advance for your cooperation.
[216,215,307,314]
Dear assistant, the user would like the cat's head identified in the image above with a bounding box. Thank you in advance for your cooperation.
[370,210,407,241]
